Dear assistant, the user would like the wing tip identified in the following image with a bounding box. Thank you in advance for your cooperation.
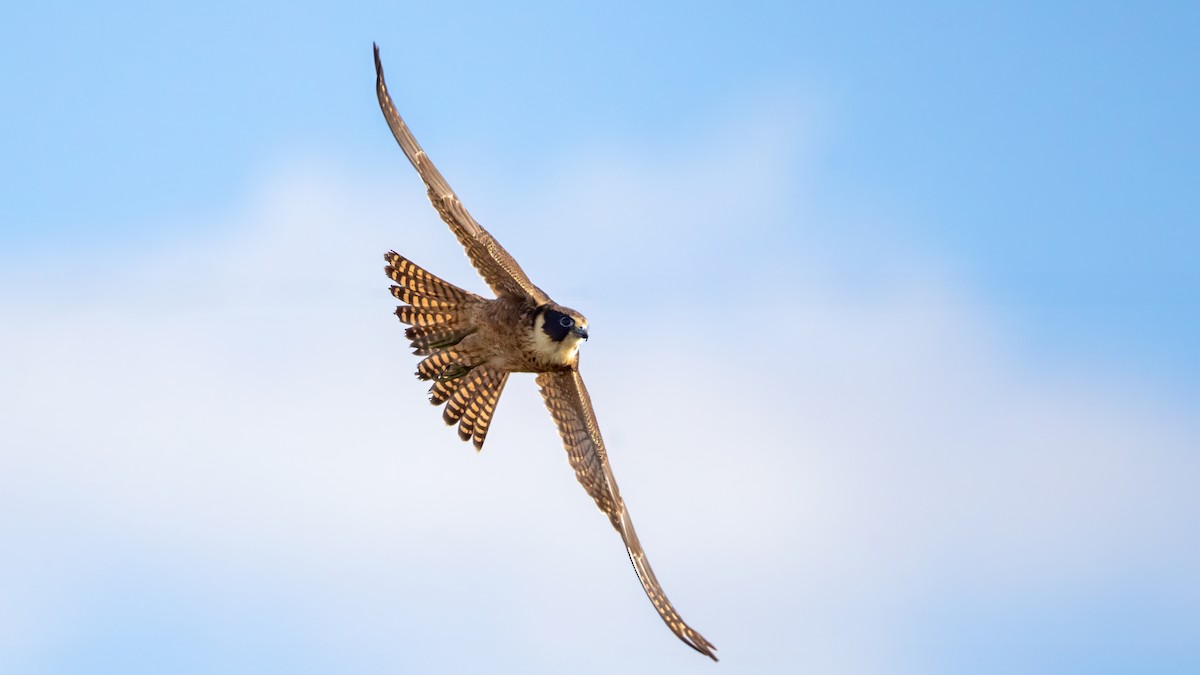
[675,621,719,661]
[691,637,719,662]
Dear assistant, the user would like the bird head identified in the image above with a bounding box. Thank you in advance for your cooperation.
[540,306,588,341]
[534,305,589,364]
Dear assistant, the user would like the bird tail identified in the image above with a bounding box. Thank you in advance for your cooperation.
[384,251,508,450]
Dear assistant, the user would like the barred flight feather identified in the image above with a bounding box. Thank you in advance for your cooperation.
[428,378,459,406]
[416,351,471,381]
[383,251,478,303]
[442,369,483,425]
[405,324,456,342]
[437,367,509,451]
[390,285,459,309]
[395,306,456,327]
[464,371,508,450]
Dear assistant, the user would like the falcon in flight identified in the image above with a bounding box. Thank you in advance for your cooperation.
[374,44,717,660]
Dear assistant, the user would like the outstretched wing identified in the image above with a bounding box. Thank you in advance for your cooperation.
[536,368,717,661]
[374,44,551,305]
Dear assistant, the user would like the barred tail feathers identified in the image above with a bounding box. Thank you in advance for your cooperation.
[385,252,509,451]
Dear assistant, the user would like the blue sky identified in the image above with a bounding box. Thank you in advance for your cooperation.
[5,1,1197,385]
[2,2,1198,674]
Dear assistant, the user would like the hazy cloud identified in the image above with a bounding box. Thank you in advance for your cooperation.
[2,114,1197,673]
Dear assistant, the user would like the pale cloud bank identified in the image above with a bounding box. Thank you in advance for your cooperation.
[2,115,1197,674]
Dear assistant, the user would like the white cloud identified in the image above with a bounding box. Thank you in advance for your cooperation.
[2,114,1198,674]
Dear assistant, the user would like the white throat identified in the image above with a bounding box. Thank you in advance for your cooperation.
[532,327,583,366]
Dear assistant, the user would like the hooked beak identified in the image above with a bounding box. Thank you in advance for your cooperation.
[572,326,589,341]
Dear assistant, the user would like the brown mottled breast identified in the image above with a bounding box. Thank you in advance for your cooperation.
[456,296,542,372]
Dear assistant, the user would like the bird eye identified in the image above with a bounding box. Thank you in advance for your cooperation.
[558,316,573,328]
